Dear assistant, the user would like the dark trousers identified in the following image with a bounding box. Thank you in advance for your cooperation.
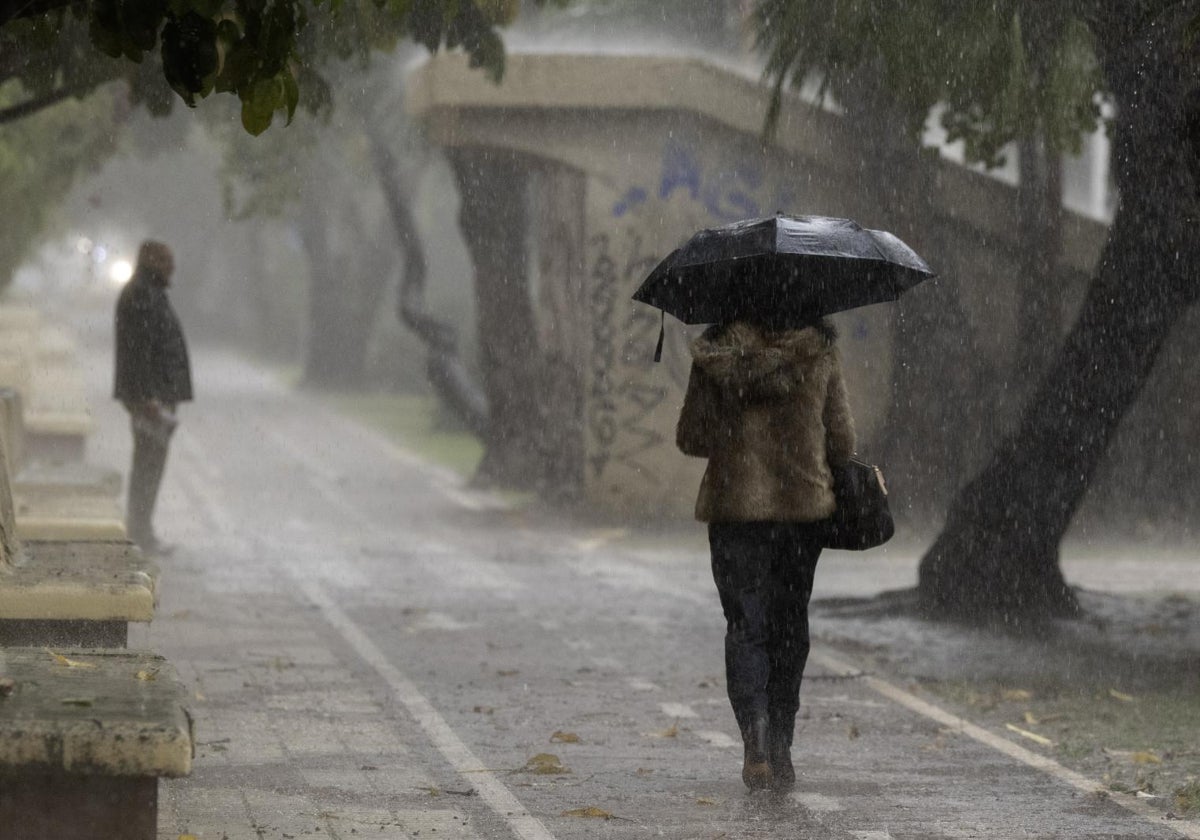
[709,521,823,744]
[126,417,174,546]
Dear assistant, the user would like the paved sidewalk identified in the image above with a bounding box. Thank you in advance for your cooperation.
[70,340,1197,840]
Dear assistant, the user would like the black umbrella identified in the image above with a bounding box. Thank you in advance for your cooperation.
[633,214,935,359]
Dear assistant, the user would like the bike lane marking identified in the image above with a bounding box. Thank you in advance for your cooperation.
[173,431,558,840]
[810,647,1200,840]
[288,571,559,840]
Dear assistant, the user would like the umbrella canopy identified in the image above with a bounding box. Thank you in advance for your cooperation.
[633,214,935,327]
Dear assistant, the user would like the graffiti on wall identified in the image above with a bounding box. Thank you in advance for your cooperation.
[613,141,797,224]
[588,229,667,485]
[587,139,801,508]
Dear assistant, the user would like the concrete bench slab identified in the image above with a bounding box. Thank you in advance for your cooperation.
[0,423,157,647]
[15,492,125,542]
[2,388,121,496]
[15,462,123,498]
[0,543,156,646]
[0,647,193,840]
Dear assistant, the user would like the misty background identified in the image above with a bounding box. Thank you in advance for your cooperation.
[6,0,1200,543]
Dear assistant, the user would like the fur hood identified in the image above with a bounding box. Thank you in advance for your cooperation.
[690,321,838,401]
[676,318,855,524]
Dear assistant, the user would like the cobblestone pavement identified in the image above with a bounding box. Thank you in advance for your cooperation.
[73,341,1197,840]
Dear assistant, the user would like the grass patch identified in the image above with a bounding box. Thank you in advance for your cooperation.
[330,393,483,478]
[920,679,1200,804]
[1177,780,1200,815]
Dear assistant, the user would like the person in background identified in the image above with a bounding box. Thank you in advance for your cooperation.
[676,317,855,792]
[113,240,192,555]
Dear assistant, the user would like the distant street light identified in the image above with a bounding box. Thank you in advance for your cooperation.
[110,259,133,285]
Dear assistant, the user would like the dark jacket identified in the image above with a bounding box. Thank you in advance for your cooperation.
[676,320,855,523]
[113,272,192,404]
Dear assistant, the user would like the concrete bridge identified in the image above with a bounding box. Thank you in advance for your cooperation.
[407,52,1108,519]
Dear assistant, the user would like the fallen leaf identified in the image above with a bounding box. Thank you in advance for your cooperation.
[61,697,94,707]
[0,677,14,697]
[1109,688,1136,703]
[1023,711,1040,725]
[846,724,860,740]
[648,723,679,739]
[179,835,199,840]
[523,753,570,775]
[1006,723,1054,747]
[1001,689,1033,702]
[551,731,580,743]
[46,650,97,669]
[136,668,160,682]
[635,767,654,776]
[1131,751,1162,765]
[473,706,494,714]
[696,797,717,806]
[561,807,612,819]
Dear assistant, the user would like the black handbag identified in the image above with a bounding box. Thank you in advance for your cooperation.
[823,458,894,550]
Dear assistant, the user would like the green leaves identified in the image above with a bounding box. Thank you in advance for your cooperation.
[753,0,1107,170]
[7,0,549,134]
[161,12,219,104]
[238,69,300,135]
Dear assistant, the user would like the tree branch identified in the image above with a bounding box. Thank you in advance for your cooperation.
[0,85,77,125]
[0,0,71,27]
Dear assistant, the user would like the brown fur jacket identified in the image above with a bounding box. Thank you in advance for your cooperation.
[676,320,856,523]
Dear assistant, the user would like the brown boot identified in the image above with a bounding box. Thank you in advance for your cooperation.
[741,716,772,790]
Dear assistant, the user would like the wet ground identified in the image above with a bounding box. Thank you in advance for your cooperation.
[68,326,1199,840]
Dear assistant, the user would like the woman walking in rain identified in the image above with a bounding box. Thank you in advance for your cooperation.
[676,317,855,792]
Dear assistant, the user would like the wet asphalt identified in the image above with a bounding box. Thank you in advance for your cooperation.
[68,330,1194,840]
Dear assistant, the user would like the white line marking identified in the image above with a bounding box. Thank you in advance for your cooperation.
[810,648,1200,840]
[792,791,845,812]
[695,730,737,749]
[290,571,558,840]
[659,702,699,719]
[175,439,557,840]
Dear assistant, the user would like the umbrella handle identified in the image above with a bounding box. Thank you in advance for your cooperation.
[653,310,665,363]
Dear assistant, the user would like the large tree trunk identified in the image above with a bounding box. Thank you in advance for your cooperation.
[448,150,550,490]
[918,6,1200,625]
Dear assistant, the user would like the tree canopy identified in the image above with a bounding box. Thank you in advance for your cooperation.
[753,0,1200,624]
[752,1,1189,168]
[1,0,564,133]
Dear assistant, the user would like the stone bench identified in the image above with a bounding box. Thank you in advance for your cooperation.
[1,387,122,498]
[0,389,125,542]
[23,362,93,463]
[0,431,155,648]
[0,312,94,462]
[0,647,193,840]
[14,494,126,542]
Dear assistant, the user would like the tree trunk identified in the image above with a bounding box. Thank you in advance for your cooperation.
[369,134,489,436]
[918,7,1200,625]
[448,149,549,490]
[299,199,389,390]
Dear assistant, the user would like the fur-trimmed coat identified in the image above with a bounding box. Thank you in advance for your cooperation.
[676,321,856,523]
